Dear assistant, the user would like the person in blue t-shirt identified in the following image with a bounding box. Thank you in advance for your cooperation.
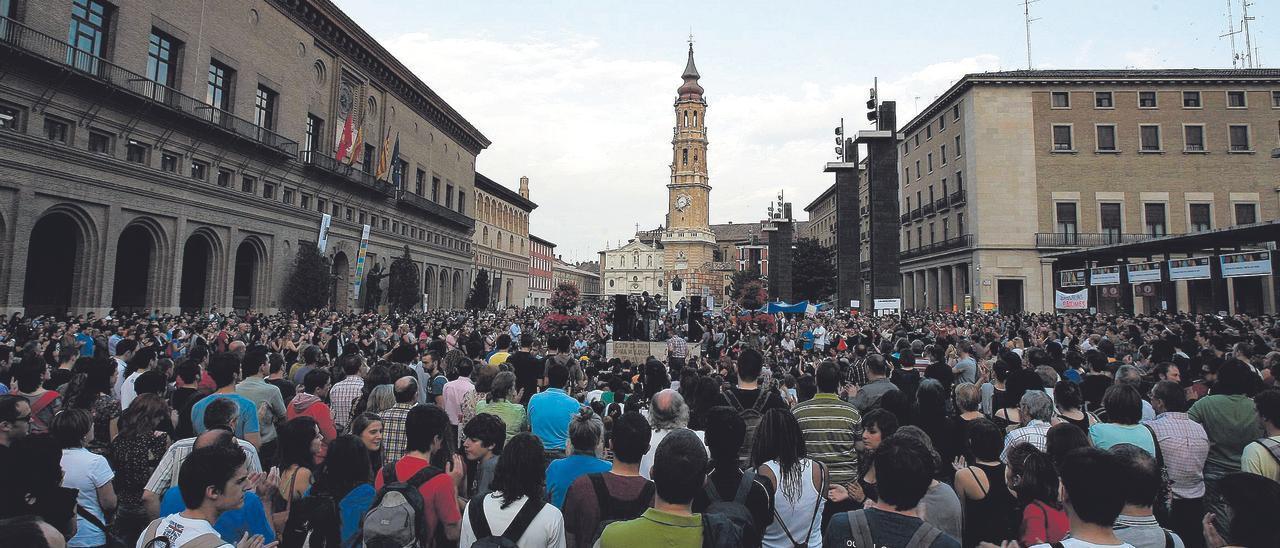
[528,363,584,452]
[309,435,378,546]
[190,353,260,447]
[545,407,611,508]
[157,429,276,544]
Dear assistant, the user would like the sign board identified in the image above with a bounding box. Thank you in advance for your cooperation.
[982,302,996,311]
[1133,284,1157,297]
[1168,257,1211,281]
[316,213,332,253]
[351,224,372,302]
[1055,288,1089,310]
[1090,265,1121,286]
[606,341,700,364]
[1060,269,1087,288]
[1221,251,1272,278]
[874,298,902,310]
[963,295,973,312]
[1126,261,1163,284]
[850,300,861,308]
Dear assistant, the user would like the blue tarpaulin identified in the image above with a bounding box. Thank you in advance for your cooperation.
[761,301,809,314]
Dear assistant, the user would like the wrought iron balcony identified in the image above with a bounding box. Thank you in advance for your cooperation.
[300,152,395,197]
[0,16,298,156]
[949,190,966,205]
[396,189,474,230]
[923,202,936,216]
[935,197,949,212]
[900,213,911,225]
[899,234,973,261]
[911,208,923,220]
[1034,232,1173,248]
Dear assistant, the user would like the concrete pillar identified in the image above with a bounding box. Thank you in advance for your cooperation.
[1175,280,1190,313]
[1039,259,1056,313]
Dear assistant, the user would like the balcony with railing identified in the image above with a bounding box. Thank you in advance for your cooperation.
[396,189,474,230]
[300,152,395,197]
[900,212,911,225]
[922,202,936,217]
[899,234,973,261]
[910,207,923,221]
[1034,232,1174,248]
[935,197,949,212]
[0,16,298,156]
[949,190,966,205]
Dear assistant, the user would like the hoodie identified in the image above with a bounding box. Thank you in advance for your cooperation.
[287,392,337,461]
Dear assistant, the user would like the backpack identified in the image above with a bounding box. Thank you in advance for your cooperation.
[279,489,343,548]
[700,513,744,548]
[467,496,546,548]
[1250,437,1280,467]
[701,469,762,547]
[724,389,771,468]
[587,474,656,545]
[363,463,442,548]
[845,509,943,548]
[28,391,59,433]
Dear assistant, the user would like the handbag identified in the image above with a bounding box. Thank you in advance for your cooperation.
[77,505,127,548]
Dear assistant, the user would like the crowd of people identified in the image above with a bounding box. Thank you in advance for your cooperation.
[1,303,1279,548]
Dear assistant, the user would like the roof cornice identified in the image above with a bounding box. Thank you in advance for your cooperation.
[268,0,491,154]
[475,172,538,211]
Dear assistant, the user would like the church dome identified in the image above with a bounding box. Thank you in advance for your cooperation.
[677,44,704,100]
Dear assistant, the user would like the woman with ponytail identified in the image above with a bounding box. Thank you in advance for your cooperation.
[544,406,610,508]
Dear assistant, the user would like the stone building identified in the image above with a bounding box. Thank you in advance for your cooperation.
[553,256,601,301]
[599,239,665,297]
[803,183,839,252]
[528,234,555,307]
[898,69,1280,313]
[473,174,535,309]
[0,0,486,316]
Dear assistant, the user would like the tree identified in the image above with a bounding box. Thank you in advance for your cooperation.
[791,237,837,303]
[387,245,420,312]
[467,269,491,311]
[549,281,581,312]
[281,243,332,312]
[730,267,763,305]
[736,279,768,311]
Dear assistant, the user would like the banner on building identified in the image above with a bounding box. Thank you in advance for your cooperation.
[1055,288,1089,310]
[963,295,973,312]
[1126,261,1163,284]
[316,213,332,253]
[1060,269,1087,288]
[874,298,902,311]
[351,224,371,302]
[1168,257,1211,281]
[1221,251,1272,278]
[1089,265,1121,286]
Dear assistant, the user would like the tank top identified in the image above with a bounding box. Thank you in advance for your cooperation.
[762,459,825,548]
[1056,411,1091,433]
[962,462,1016,548]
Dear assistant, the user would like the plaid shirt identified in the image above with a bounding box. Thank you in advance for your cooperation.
[379,402,417,465]
[1145,411,1210,499]
[845,356,869,387]
[1001,420,1051,462]
[329,376,364,433]
[667,335,689,359]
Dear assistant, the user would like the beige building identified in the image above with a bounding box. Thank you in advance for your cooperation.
[553,257,601,302]
[599,239,666,297]
[473,174,536,308]
[0,0,485,315]
[803,184,838,252]
[898,69,1280,313]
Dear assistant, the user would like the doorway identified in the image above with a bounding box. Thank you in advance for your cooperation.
[997,279,1023,314]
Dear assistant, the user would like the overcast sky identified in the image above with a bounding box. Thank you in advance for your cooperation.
[332,0,1275,263]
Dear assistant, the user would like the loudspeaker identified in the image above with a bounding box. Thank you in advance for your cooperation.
[687,296,704,342]
[613,295,632,341]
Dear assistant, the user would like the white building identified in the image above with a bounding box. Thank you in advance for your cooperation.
[599,239,666,297]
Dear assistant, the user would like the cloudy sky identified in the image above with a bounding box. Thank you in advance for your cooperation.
[332,0,1274,263]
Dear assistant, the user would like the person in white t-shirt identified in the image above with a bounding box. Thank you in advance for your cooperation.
[459,433,566,548]
[1028,448,1135,548]
[137,443,268,548]
[53,409,116,548]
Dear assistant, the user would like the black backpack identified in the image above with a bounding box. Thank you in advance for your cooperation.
[279,489,343,548]
[701,469,762,547]
[700,512,744,548]
[587,473,656,545]
[724,390,771,468]
[467,496,546,548]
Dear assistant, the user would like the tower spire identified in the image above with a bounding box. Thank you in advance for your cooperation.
[678,39,703,100]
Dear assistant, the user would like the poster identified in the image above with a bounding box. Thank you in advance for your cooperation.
[1168,257,1211,281]
[1126,261,1163,284]
[316,213,332,253]
[1090,265,1121,285]
[1059,269,1087,288]
[1221,251,1272,278]
[351,224,371,303]
[874,298,902,310]
[1055,288,1089,310]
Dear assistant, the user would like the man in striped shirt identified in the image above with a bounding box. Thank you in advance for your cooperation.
[793,361,862,490]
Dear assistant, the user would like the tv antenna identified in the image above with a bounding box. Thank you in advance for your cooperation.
[1222,1,1262,68]
[1022,0,1041,70]
[1241,0,1258,67]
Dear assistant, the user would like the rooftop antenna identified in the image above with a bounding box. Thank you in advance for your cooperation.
[1222,0,1242,68]
[1241,0,1258,67]
[1022,0,1041,70]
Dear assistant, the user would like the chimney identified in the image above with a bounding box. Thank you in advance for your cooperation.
[519,176,530,199]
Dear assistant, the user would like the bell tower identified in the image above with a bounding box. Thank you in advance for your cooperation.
[665,39,717,275]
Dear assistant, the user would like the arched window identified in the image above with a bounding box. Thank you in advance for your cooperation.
[483,227,488,245]
[693,111,698,126]
[683,111,689,126]
[682,148,688,166]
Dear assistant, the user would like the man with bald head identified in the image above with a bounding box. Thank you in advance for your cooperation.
[639,389,708,479]
[142,397,262,519]
[380,376,420,464]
